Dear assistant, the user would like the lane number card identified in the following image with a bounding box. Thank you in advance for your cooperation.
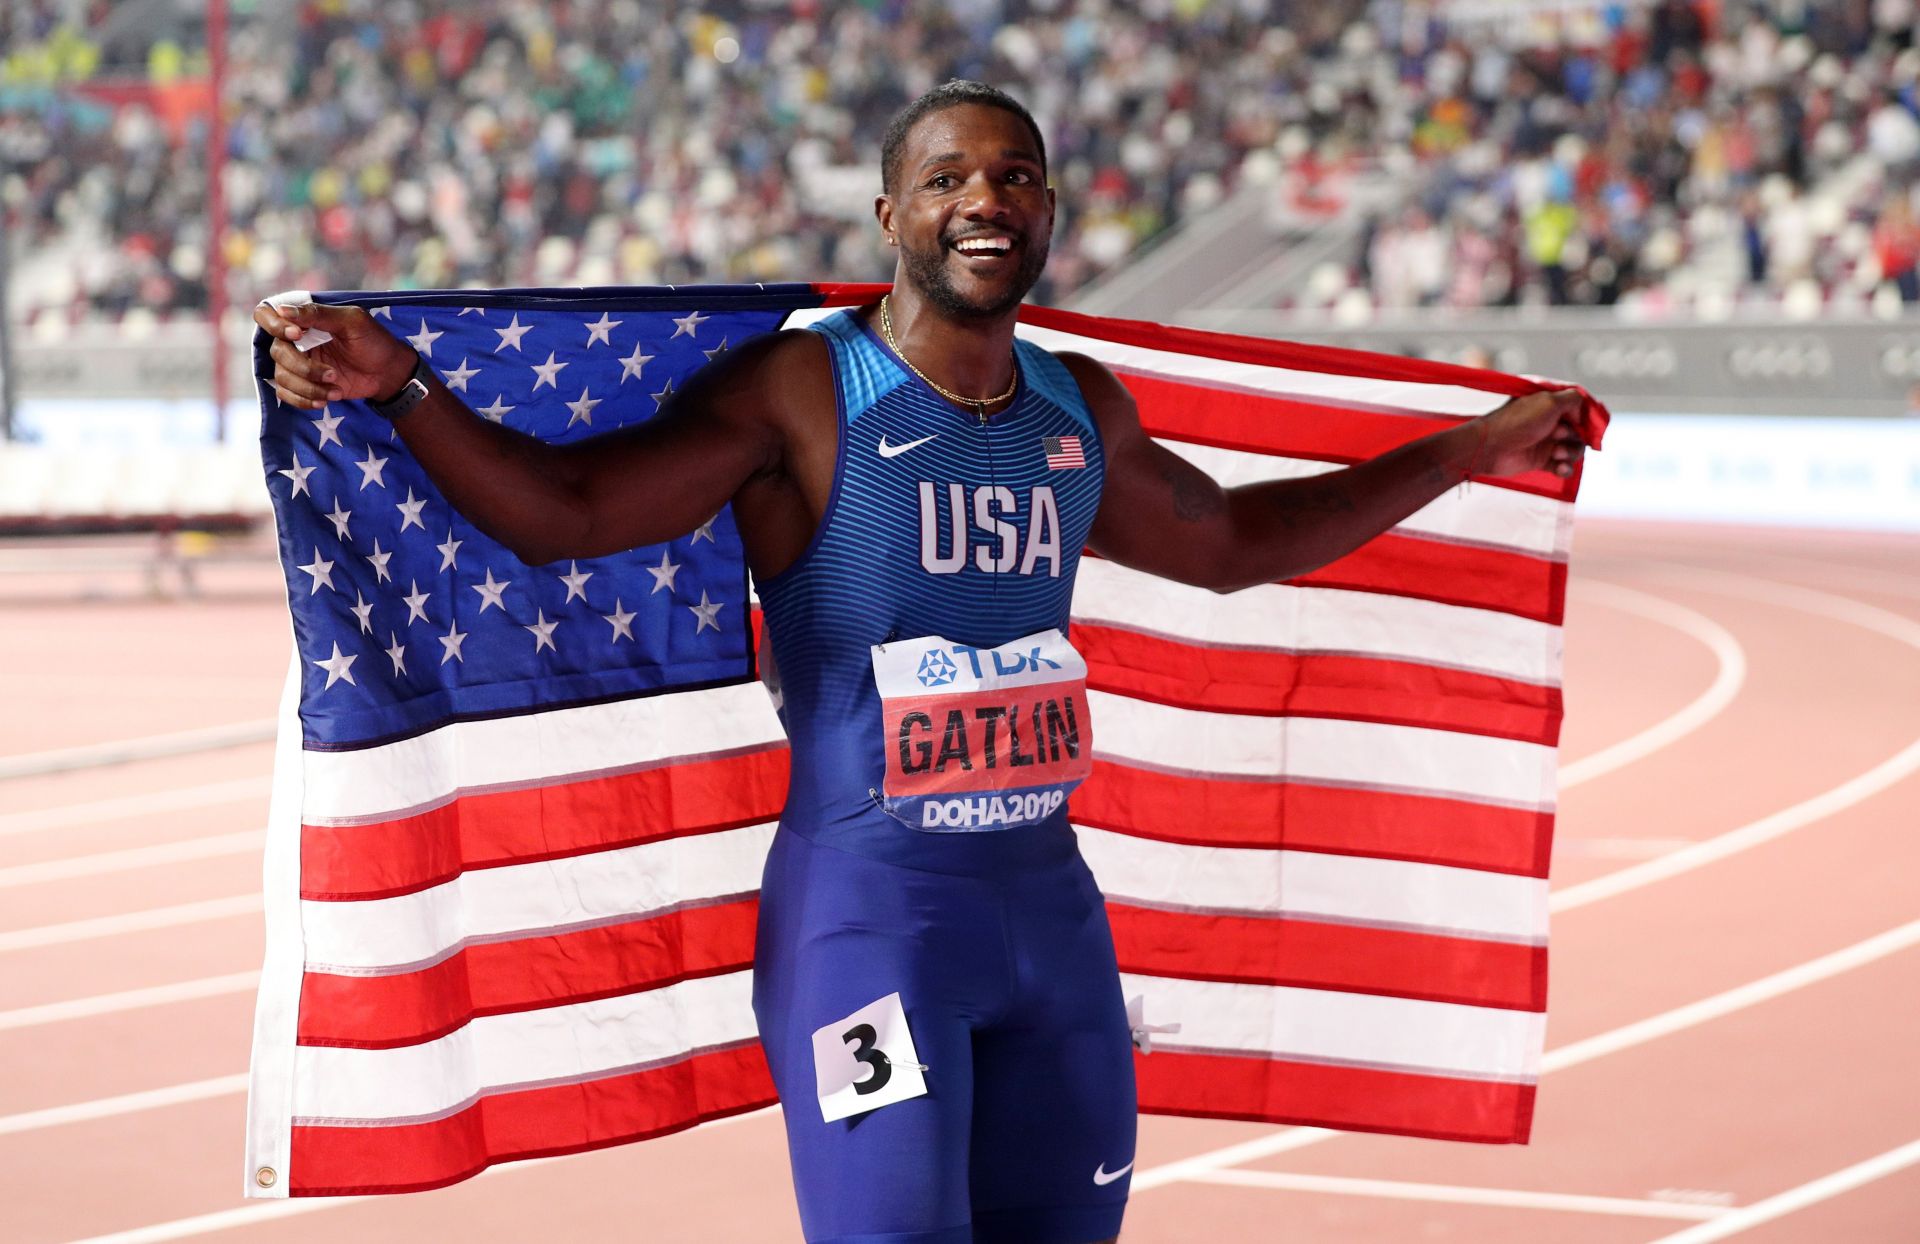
[811,992,929,1122]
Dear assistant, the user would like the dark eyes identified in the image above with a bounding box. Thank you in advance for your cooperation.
[925,169,1036,190]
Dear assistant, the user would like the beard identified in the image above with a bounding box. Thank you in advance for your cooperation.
[898,230,1050,320]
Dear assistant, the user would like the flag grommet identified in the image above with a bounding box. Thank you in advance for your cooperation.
[255,1167,277,1189]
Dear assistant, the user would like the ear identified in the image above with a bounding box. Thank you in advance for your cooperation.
[874,193,897,246]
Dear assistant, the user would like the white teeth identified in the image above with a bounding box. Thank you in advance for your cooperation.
[955,238,1012,254]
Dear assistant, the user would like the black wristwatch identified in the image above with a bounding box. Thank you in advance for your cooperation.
[370,353,433,421]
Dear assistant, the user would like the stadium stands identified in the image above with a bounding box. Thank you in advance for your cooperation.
[12,0,1919,326]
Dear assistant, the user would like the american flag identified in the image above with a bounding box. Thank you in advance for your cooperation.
[245,283,1606,1197]
[1043,434,1086,469]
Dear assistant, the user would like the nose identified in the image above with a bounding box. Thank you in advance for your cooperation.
[958,172,1014,222]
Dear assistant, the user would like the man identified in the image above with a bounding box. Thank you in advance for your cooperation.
[256,80,1584,1244]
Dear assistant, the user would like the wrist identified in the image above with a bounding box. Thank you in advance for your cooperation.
[1452,417,1490,482]
[370,352,433,421]
[373,350,423,406]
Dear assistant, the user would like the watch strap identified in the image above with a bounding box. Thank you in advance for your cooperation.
[370,353,433,421]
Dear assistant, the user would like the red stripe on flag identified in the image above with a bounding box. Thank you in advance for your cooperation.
[301,745,790,901]
[287,1041,776,1196]
[1108,904,1545,1012]
[1120,371,1576,501]
[1135,1048,1534,1144]
[1075,623,1561,746]
[1292,533,1567,625]
[297,898,759,1049]
[1075,759,1553,878]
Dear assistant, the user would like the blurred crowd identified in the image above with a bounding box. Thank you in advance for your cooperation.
[5,0,1920,323]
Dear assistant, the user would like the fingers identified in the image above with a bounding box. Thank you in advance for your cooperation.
[254,300,303,343]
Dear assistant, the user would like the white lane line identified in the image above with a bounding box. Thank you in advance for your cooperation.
[0,895,263,952]
[1553,572,1920,914]
[1555,837,1698,860]
[1185,1169,1728,1220]
[1647,1137,1920,1243]
[51,1105,782,1243]
[0,776,271,839]
[1134,916,1920,1191]
[0,971,258,1031]
[0,830,264,889]
[0,1075,248,1137]
[1559,581,1747,790]
[0,720,276,782]
[1540,917,1920,1074]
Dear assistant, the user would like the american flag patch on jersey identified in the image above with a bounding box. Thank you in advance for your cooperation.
[1043,435,1086,469]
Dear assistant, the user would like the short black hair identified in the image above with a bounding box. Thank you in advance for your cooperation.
[880,80,1048,195]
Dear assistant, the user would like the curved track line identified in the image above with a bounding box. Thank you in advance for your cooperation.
[1552,569,1920,913]
[0,830,263,889]
[1648,1136,1920,1243]
[0,895,263,952]
[1558,581,1747,790]
[0,719,276,782]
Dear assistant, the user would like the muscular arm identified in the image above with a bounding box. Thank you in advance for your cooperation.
[1063,354,1584,592]
[257,301,826,566]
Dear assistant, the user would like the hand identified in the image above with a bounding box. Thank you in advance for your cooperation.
[253,300,417,411]
[1472,388,1588,479]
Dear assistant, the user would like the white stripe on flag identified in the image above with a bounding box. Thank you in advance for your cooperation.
[1120,973,1544,1081]
[1078,828,1549,942]
[301,680,784,822]
[1162,441,1573,560]
[302,824,774,971]
[1072,559,1562,686]
[1089,691,1559,808]
[1016,324,1508,418]
[291,970,755,1122]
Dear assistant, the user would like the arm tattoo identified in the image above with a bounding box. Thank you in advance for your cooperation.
[1159,460,1227,523]
[1264,475,1358,528]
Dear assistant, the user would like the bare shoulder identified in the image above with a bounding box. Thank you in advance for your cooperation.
[688,327,833,416]
[1051,350,1145,445]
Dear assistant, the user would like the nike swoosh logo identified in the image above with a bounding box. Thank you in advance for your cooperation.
[1092,1161,1133,1186]
[877,434,937,458]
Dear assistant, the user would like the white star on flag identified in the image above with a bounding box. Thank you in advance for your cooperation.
[494,314,533,352]
[315,408,346,449]
[312,641,358,689]
[297,548,336,595]
[585,313,622,347]
[369,305,392,320]
[472,568,511,613]
[436,529,463,572]
[602,598,637,643]
[439,620,467,665]
[441,357,480,392]
[477,394,515,423]
[524,609,561,653]
[406,319,443,359]
[530,351,568,392]
[646,551,680,595]
[395,488,428,533]
[703,337,730,362]
[651,377,676,410]
[457,306,486,317]
[690,516,718,544]
[618,344,655,382]
[687,590,724,634]
[278,455,317,498]
[365,538,393,583]
[402,580,432,625]
[354,446,390,490]
[560,561,594,603]
[349,591,374,635]
[565,387,602,428]
[671,309,709,339]
[386,632,408,676]
[324,500,352,540]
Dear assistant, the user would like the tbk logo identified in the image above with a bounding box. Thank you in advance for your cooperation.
[916,649,958,687]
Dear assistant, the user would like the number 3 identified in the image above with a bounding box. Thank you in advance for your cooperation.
[842,1022,893,1095]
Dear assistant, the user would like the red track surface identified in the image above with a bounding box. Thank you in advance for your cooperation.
[2,520,1916,1243]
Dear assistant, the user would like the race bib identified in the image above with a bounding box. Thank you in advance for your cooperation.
[871,629,1093,832]
[812,992,930,1122]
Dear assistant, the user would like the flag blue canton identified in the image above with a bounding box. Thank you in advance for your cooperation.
[258,286,818,750]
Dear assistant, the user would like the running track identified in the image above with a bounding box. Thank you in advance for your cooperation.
[1,520,1915,1243]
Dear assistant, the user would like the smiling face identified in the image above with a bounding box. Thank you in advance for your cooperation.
[877,103,1055,321]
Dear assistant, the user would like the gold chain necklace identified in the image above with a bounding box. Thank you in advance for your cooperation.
[878,295,1018,422]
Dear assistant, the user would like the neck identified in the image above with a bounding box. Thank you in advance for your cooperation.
[880,283,1020,401]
